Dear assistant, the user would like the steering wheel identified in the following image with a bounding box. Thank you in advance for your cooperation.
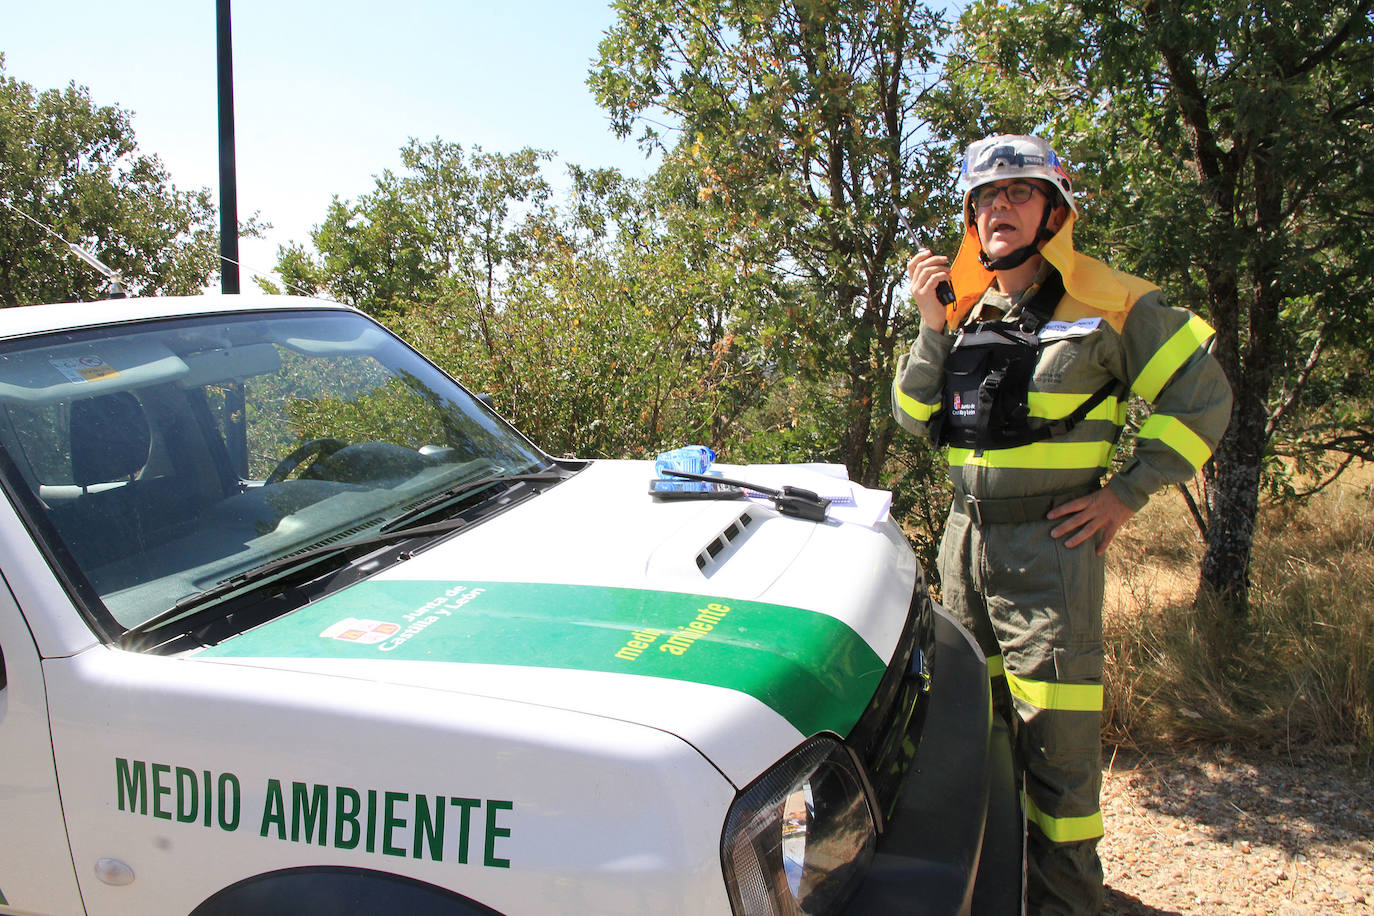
[265,437,348,485]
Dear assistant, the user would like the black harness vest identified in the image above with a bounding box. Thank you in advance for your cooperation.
[934,270,1118,451]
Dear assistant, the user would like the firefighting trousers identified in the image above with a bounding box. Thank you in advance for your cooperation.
[938,500,1106,916]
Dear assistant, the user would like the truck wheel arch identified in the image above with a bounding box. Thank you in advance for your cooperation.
[190,866,504,916]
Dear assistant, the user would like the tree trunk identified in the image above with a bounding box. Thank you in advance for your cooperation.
[1199,407,1261,612]
[841,276,903,489]
[1198,148,1284,619]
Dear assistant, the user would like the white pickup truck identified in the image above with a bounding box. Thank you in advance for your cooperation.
[0,294,1017,916]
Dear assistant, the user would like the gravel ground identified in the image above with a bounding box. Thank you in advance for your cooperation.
[1099,746,1374,914]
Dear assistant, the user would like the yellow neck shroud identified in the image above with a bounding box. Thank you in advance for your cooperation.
[946,214,1157,332]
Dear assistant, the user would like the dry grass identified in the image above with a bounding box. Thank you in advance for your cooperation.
[1102,462,1374,756]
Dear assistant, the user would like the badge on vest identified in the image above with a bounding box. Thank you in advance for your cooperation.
[1038,317,1102,340]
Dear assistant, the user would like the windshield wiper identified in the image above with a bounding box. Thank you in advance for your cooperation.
[377,469,567,533]
[122,515,474,645]
[124,469,571,646]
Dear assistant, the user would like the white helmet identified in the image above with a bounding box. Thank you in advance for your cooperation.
[958,134,1077,218]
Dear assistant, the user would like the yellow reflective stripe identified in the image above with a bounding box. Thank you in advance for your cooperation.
[894,379,941,423]
[1132,314,1215,403]
[1005,670,1103,712]
[1025,794,1104,843]
[948,440,1115,470]
[986,653,1005,678]
[1138,413,1212,471]
[1027,392,1124,423]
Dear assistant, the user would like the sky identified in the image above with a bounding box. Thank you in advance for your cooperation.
[1,0,663,286]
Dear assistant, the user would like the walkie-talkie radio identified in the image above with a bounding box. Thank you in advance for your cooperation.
[897,211,955,306]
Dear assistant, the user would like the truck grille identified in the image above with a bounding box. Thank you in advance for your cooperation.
[844,576,935,825]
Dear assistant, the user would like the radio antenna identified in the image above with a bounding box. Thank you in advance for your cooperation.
[0,197,127,298]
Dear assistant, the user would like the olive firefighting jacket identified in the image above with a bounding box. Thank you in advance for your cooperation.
[892,217,1233,510]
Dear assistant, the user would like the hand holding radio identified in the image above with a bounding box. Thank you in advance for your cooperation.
[905,249,954,333]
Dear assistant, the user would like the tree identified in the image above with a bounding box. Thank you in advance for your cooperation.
[395,158,783,460]
[270,140,553,320]
[273,141,775,461]
[591,0,958,487]
[0,58,222,305]
[934,0,1374,616]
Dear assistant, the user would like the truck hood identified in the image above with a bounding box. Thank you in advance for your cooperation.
[194,460,917,784]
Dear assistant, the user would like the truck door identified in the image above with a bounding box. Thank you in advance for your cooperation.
[0,570,86,915]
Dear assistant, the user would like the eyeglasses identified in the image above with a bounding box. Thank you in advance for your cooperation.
[970,181,1043,210]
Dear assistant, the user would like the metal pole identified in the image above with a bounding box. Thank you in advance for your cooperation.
[216,0,240,293]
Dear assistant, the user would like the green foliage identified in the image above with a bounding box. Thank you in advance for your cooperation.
[277,140,779,461]
[0,57,222,305]
[592,0,963,485]
[882,437,953,589]
[232,349,391,478]
[263,139,554,319]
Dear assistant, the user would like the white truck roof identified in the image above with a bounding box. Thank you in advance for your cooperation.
[0,293,348,341]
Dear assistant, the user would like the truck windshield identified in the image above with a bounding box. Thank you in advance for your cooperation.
[0,308,552,634]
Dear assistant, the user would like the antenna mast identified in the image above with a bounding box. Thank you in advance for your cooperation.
[216,0,240,294]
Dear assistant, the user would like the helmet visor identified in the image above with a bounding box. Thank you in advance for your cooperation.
[958,134,1076,216]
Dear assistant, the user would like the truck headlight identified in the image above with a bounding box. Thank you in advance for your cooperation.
[721,736,877,915]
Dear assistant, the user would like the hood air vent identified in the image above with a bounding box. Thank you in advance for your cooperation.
[695,507,761,575]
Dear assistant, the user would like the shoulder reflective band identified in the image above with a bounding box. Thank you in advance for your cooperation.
[1137,413,1212,470]
[1004,670,1103,712]
[1025,793,1104,843]
[894,380,941,423]
[197,580,885,739]
[1132,313,1215,403]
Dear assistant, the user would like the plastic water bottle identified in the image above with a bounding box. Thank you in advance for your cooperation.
[655,445,715,477]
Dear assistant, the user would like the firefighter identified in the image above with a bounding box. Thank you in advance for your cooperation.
[892,134,1232,914]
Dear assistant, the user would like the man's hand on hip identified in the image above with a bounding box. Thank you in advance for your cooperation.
[1047,487,1136,555]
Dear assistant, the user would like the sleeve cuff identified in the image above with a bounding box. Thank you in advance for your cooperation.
[916,322,956,361]
[1106,471,1152,513]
